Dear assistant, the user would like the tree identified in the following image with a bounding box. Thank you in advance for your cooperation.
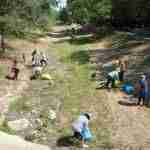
[67,0,112,25]
[0,0,57,52]
[65,0,150,28]
[59,7,69,23]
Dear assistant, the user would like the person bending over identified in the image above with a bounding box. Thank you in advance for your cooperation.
[106,69,120,88]
[72,113,92,148]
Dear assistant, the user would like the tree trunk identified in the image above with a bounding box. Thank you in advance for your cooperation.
[0,29,5,52]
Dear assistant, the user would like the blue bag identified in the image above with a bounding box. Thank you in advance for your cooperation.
[121,83,134,95]
[81,128,92,141]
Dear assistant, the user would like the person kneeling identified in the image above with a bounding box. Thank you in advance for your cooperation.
[6,60,20,80]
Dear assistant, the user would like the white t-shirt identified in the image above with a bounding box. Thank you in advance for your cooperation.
[108,70,119,80]
[32,66,42,75]
[72,115,89,133]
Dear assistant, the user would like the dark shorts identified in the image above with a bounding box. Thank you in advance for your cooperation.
[119,71,125,81]
[74,131,83,140]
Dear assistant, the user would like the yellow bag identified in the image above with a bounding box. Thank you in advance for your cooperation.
[115,80,121,85]
[41,73,52,80]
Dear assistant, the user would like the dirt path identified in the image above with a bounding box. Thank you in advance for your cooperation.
[105,90,150,150]
[0,33,67,114]
[0,56,30,114]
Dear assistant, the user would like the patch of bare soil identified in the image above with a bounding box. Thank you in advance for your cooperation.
[0,54,30,114]
[87,29,150,149]
[105,90,150,150]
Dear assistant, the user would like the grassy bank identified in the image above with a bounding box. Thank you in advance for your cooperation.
[47,41,113,149]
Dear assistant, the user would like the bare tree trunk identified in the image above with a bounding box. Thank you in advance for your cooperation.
[0,29,5,52]
[1,31,5,52]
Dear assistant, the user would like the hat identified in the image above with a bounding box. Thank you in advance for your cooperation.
[84,113,92,120]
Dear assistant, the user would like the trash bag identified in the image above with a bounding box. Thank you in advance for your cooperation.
[41,73,52,80]
[115,80,122,87]
[81,128,92,141]
[121,83,134,95]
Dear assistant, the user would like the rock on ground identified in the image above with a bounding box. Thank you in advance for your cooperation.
[0,131,51,150]
[8,118,30,131]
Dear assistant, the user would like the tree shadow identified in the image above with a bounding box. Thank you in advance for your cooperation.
[56,135,79,147]
[129,29,150,41]
[70,50,90,65]
[118,100,137,107]
[69,47,132,65]
[88,48,131,64]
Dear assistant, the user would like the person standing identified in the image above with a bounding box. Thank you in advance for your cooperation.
[22,53,26,64]
[136,74,148,106]
[118,59,128,82]
[6,59,20,80]
[32,50,41,67]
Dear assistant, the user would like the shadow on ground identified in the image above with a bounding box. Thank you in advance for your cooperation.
[56,136,79,147]
[69,47,131,65]
[118,100,137,107]
[70,50,90,65]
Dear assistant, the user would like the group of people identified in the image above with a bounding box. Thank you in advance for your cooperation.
[71,58,150,148]
[104,58,149,107]
[105,59,128,88]
[6,49,49,81]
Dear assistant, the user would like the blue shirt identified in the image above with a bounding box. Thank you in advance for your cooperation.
[139,79,148,97]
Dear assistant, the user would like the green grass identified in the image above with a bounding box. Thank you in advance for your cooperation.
[0,64,7,79]
[0,118,15,135]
